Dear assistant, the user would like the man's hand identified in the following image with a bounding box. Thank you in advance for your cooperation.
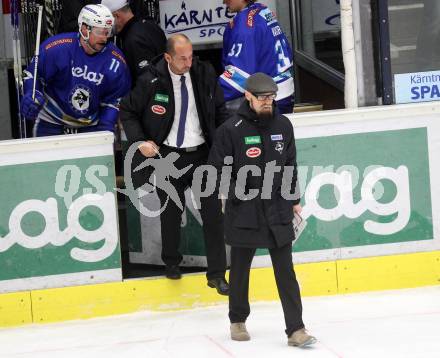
[293,204,302,214]
[138,140,159,157]
[20,90,45,120]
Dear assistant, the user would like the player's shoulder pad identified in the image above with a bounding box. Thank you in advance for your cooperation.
[245,4,265,28]
[109,45,127,66]
[258,7,277,24]
[43,33,76,51]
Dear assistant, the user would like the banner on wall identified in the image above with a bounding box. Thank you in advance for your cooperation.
[394,70,440,104]
[159,0,276,45]
[0,133,122,293]
[128,103,440,267]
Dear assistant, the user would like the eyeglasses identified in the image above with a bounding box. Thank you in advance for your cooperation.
[252,93,276,101]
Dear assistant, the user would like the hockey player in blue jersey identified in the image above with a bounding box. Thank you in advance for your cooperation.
[20,4,131,137]
[220,0,294,114]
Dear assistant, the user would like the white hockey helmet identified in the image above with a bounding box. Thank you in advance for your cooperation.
[78,4,114,34]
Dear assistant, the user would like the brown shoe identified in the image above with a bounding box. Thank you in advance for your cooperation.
[288,328,317,348]
[230,322,250,341]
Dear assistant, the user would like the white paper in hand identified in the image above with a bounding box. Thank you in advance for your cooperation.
[293,212,307,239]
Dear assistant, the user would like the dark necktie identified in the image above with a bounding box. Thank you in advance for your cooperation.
[176,75,188,147]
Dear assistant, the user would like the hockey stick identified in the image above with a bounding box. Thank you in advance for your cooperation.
[32,5,43,102]
[20,0,28,63]
[45,0,54,36]
[54,0,62,34]
[10,0,26,138]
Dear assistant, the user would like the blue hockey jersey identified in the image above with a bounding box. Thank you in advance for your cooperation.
[220,3,294,102]
[23,33,131,131]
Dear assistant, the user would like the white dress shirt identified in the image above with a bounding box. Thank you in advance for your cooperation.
[164,66,205,148]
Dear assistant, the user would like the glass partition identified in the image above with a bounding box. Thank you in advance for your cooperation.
[296,0,344,73]
[387,0,440,103]
[389,0,440,74]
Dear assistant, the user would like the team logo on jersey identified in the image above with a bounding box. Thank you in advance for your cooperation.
[247,8,259,27]
[154,94,169,103]
[138,60,149,69]
[274,141,284,154]
[151,105,166,115]
[70,85,91,114]
[223,68,234,79]
[72,65,104,86]
[246,147,261,158]
[260,8,276,23]
[271,134,283,141]
[245,136,261,145]
[272,25,282,37]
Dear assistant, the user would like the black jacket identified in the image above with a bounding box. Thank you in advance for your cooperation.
[120,55,229,188]
[58,0,100,33]
[121,55,229,146]
[57,0,151,34]
[117,17,166,87]
[208,101,300,248]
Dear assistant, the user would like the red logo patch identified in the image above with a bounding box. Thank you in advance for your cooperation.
[246,147,261,158]
[223,70,233,79]
[247,9,258,27]
[151,105,166,115]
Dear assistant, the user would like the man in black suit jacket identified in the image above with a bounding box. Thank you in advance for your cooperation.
[120,34,230,295]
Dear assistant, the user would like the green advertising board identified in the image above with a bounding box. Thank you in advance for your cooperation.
[289,127,432,252]
[127,105,439,267]
[0,133,121,293]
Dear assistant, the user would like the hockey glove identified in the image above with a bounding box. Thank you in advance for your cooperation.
[94,106,117,133]
[20,90,45,120]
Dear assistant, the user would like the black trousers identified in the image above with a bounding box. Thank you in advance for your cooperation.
[156,144,226,280]
[229,243,304,336]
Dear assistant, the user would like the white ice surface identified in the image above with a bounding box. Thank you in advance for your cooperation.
[1,286,440,358]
